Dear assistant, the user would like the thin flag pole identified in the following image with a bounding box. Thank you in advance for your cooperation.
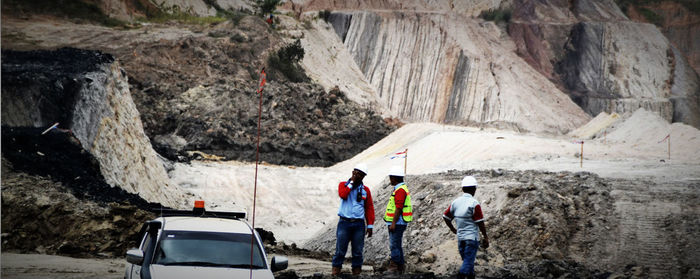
[250,68,266,279]
[403,148,408,175]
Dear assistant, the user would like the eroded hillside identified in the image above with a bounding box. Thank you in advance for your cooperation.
[290,0,700,129]
[1,13,395,167]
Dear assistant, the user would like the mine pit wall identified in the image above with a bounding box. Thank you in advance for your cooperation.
[330,11,590,134]
[1,49,186,208]
[508,0,700,128]
[561,21,676,121]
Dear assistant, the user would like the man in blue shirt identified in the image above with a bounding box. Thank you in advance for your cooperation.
[443,176,489,279]
[332,163,375,276]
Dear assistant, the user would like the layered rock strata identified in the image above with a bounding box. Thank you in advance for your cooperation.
[329,11,590,133]
[508,0,700,127]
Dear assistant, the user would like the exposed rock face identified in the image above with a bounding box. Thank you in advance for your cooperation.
[626,2,700,75]
[327,10,590,134]
[1,48,186,208]
[669,45,700,127]
[507,0,700,128]
[96,0,251,20]
[559,21,674,120]
[285,0,504,17]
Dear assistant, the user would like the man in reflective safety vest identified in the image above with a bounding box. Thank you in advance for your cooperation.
[383,165,412,274]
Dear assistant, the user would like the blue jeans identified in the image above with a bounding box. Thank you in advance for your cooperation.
[389,224,407,265]
[332,219,365,268]
[458,239,479,276]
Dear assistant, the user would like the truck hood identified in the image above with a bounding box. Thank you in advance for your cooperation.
[149,265,274,279]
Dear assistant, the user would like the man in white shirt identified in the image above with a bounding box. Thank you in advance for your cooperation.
[442,176,489,279]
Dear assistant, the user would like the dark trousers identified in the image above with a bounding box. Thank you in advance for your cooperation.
[332,219,365,268]
[458,239,479,276]
[389,224,407,264]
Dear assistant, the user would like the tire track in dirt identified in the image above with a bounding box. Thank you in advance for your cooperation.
[610,182,699,278]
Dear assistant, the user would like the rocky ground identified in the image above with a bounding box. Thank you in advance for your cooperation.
[303,169,700,278]
[0,158,155,258]
[5,167,696,278]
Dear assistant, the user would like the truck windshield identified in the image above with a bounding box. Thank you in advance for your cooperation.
[153,231,266,269]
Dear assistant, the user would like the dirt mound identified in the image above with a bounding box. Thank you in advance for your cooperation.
[158,83,392,166]
[1,158,156,257]
[0,126,166,257]
[304,169,615,275]
[117,17,395,166]
[604,108,700,161]
[301,168,700,277]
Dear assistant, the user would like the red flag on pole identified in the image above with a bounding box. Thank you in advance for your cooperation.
[257,69,266,94]
[657,134,670,143]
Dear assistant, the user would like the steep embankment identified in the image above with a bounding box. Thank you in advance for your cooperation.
[508,0,700,127]
[309,10,591,134]
[1,48,186,208]
[623,1,700,75]
[1,48,170,257]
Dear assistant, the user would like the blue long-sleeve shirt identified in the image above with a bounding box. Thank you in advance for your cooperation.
[337,180,375,228]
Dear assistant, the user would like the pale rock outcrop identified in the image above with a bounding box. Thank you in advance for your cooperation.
[96,0,250,19]
[508,0,700,128]
[285,0,504,17]
[1,48,186,208]
[626,2,700,75]
[295,16,389,116]
[327,11,589,134]
[153,0,216,16]
[669,45,700,127]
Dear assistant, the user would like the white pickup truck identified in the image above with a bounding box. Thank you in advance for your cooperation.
[124,201,287,279]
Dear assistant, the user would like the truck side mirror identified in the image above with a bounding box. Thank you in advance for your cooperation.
[126,249,144,265]
[270,256,288,272]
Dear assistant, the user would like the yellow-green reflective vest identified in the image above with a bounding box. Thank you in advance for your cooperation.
[384,184,413,222]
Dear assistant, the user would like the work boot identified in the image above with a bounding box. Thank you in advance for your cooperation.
[466,273,476,279]
[331,266,341,276]
[352,267,362,275]
[397,263,405,274]
[386,260,398,274]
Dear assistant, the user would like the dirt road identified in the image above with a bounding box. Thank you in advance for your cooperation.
[1,253,125,279]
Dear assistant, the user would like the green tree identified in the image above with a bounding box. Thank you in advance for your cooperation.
[251,0,281,16]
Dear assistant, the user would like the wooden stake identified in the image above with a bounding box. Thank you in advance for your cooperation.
[580,141,584,168]
[668,133,671,161]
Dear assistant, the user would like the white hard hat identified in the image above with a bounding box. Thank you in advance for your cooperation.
[388,165,404,177]
[354,163,368,175]
[461,176,478,187]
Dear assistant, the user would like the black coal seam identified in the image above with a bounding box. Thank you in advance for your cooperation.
[1,126,167,210]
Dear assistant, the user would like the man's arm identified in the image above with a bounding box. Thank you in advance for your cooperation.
[338,181,352,199]
[477,222,489,248]
[473,204,489,248]
[442,205,457,234]
[364,186,375,237]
